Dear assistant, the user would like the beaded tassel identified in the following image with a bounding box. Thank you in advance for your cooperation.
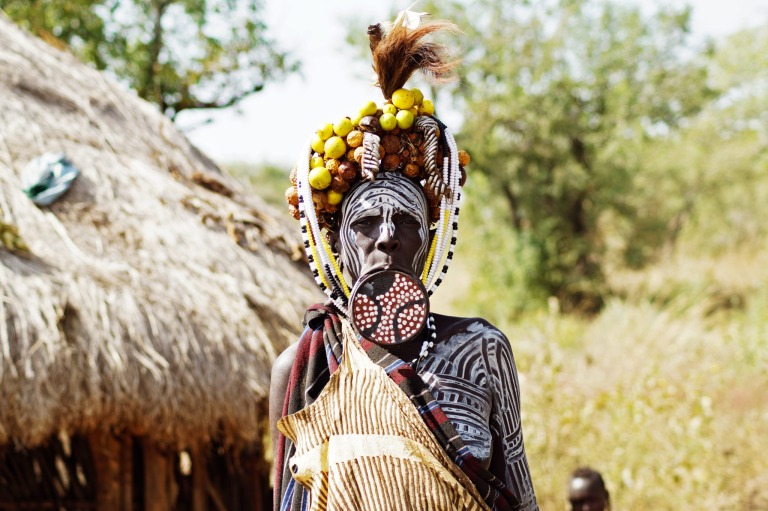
[410,314,437,372]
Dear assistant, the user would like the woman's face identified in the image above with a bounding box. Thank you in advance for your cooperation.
[337,174,430,284]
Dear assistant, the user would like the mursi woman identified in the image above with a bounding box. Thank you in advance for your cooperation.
[270,11,539,511]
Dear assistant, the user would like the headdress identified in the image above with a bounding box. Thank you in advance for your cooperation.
[285,10,471,311]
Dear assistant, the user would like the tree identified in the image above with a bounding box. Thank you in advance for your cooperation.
[422,0,714,313]
[1,0,297,119]
[634,23,768,257]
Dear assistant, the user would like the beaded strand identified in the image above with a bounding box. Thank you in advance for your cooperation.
[421,211,443,285]
[409,314,436,372]
[297,143,349,309]
[428,129,462,294]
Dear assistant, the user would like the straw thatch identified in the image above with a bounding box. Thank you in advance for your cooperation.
[0,13,321,449]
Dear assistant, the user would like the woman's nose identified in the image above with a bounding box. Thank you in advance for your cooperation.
[375,222,400,252]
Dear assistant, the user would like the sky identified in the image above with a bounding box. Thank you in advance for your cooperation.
[176,0,768,167]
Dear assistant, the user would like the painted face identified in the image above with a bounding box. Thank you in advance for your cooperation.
[337,173,429,284]
[568,477,608,511]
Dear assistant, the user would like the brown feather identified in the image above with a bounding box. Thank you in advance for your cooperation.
[368,24,384,55]
[371,19,460,100]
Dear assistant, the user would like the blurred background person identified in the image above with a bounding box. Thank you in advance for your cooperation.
[568,467,610,511]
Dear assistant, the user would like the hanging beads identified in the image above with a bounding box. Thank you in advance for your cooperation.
[410,314,437,372]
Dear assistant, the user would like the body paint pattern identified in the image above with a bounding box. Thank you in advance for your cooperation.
[419,320,539,511]
[339,173,429,280]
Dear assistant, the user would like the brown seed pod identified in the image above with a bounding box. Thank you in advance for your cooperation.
[404,163,420,178]
[354,146,365,164]
[325,158,340,175]
[359,116,380,133]
[382,154,401,171]
[400,149,411,159]
[415,153,425,167]
[312,190,328,209]
[429,203,441,223]
[289,204,300,220]
[345,149,356,161]
[290,166,298,186]
[378,145,386,159]
[285,185,299,207]
[339,160,358,180]
[347,130,363,148]
[458,150,471,167]
[330,175,351,193]
[381,134,401,154]
[460,166,467,187]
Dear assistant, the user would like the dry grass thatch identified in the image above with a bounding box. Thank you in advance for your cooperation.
[0,14,321,448]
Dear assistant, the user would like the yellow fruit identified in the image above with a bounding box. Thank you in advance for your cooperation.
[351,112,363,126]
[383,103,397,115]
[396,109,415,129]
[392,88,415,110]
[310,156,325,169]
[327,189,344,205]
[360,100,378,117]
[379,112,397,131]
[409,106,419,117]
[324,136,347,159]
[334,117,354,137]
[317,123,334,140]
[308,166,332,190]
[310,135,325,154]
[419,99,435,115]
[411,88,424,105]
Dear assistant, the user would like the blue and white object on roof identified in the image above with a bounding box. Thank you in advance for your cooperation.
[22,153,80,206]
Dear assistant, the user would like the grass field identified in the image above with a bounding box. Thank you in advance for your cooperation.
[484,248,768,510]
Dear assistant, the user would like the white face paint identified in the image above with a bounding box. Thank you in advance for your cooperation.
[338,173,429,283]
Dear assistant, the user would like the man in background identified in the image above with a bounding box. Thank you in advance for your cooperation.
[568,466,611,511]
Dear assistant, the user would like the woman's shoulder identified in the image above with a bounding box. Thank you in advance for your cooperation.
[432,313,509,345]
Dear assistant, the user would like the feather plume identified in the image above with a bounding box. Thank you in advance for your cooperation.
[368,23,384,55]
[368,19,460,100]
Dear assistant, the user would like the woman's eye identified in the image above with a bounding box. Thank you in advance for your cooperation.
[352,217,375,227]
[396,215,420,225]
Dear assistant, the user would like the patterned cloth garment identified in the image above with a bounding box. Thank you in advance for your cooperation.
[273,305,536,511]
[277,321,491,511]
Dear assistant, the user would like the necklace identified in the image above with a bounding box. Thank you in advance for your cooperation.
[410,314,436,372]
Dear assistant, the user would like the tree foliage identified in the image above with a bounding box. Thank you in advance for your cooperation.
[423,0,715,313]
[635,24,768,257]
[1,0,297,119]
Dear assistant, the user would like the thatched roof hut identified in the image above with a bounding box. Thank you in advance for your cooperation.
[0,13,320,510]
